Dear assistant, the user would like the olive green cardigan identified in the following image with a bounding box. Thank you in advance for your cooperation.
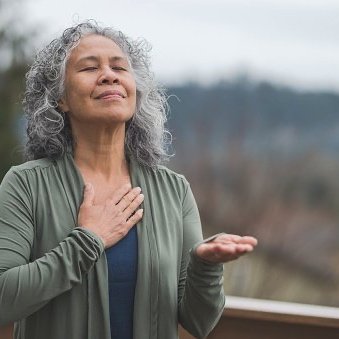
[0,153,225,339]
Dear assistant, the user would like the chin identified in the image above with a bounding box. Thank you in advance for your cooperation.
[102,113,134,125]
[93,108,133,120]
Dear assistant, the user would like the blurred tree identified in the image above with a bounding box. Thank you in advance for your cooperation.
[0,0,34,180]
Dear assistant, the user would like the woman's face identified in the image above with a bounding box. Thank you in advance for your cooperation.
[59,34,137,126]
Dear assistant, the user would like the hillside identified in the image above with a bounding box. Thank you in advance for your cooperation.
[167,81,339,307]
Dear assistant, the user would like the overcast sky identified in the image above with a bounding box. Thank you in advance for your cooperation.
[23,0,339,92]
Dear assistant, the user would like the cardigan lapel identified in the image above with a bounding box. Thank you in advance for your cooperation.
[130,158,159,339]
[57,153,111,339]
[55,152,85,226]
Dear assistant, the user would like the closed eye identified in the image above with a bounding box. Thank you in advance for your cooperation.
[111,66,127,71]
[80,66,98,72]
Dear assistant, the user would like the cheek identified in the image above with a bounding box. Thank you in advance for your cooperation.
[128,73,137,94]
[65,80,92,104]
[69,78,90,96]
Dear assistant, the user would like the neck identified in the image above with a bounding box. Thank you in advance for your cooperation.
[72,122,128,181]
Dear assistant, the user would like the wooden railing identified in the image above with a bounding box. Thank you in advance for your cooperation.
[180,296,339,339]
[2,297,339,338]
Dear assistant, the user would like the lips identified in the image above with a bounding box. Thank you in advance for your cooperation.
[95,90,126,99]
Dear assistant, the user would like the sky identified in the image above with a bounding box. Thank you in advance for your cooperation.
[21,0,339,92]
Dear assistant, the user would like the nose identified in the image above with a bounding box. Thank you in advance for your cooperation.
[98,66,119,85]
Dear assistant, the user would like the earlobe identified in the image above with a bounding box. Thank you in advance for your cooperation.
[58,97,69,113]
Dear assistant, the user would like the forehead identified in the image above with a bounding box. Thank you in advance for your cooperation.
[68,34,126,63]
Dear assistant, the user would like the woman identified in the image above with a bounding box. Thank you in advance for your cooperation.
[0,21,257,339]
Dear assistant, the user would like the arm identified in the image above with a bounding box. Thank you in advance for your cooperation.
[178,183,225,339]
[0,169,104,325]
[0,169,144,326]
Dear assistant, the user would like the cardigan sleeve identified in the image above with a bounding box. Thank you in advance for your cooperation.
[178,181,225,339]
[0,169,104,325]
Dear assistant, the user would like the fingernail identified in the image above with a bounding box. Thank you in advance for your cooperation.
[139,208,144,215]
[85,183,92,190]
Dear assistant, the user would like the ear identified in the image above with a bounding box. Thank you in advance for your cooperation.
[58,97,69,113]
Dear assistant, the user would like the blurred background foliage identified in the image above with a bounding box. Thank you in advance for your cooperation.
[1,0,339,308]
[0,0,34,177]
[168,82,339,307]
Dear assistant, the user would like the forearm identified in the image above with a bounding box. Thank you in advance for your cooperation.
[0,228,104,325]
[178,251,225,339]
[178,181,226,337]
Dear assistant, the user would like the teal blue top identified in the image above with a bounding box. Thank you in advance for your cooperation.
[0,152,225,339]
[106,226,138,339]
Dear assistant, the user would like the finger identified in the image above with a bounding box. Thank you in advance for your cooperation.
[196,242,236,259]
[82,183,95,207]
[196,242,253,263]
[110,183,132,205]
[124,208,144,229]
[213,234,242,244]
[116,187,142,211]
[233,243,255,253]
[122,193,144,219]
[216,242,254,254]
[238,236,258,246]
[214,234,257,246]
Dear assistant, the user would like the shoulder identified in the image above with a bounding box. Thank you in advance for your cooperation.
[1,158,56,190]
[142,163,188,186]
[0,159,50,200]
[135,162,191,201]
[156,165,187,182]
[10,158,55,173]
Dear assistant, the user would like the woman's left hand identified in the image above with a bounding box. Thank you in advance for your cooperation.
[195,234,258,264]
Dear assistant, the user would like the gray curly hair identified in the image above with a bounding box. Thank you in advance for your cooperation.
[23,21,171,167]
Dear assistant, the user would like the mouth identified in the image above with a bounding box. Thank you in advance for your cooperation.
[95,90,126,99]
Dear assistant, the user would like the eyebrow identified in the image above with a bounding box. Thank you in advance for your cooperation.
[76,55,128,64]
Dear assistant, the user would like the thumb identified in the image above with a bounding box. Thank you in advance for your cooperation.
[83,182,95,206]
[195,243,211,259]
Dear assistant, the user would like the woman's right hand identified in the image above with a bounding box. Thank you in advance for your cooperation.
[78,183,144,248]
